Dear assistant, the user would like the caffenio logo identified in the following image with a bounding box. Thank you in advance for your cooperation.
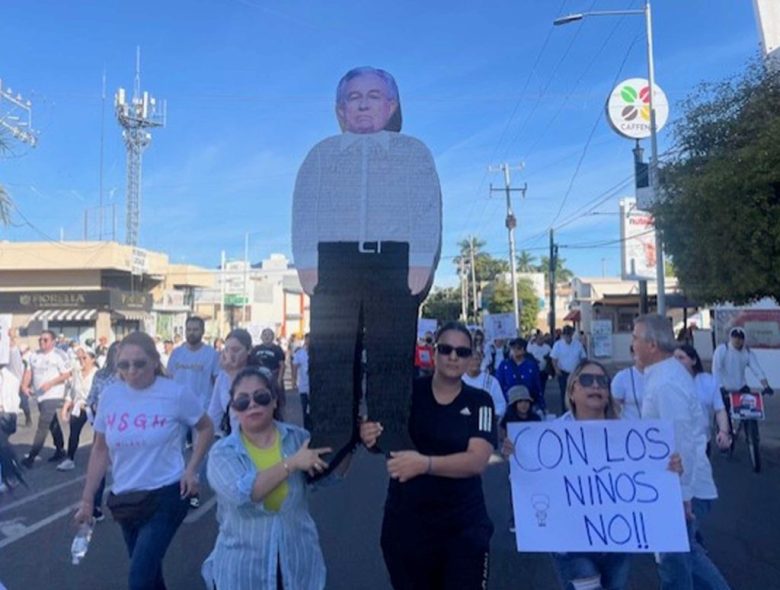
[606,78,669,140]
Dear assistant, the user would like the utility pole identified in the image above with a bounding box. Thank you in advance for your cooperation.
[115,47,166,246]
[633,141,650,314]
[459,257,468,322]
[549,229,558,336]
[469,236,478,323]
[243,233,250,326]
[219,250,226,338]
[489,163,527,332]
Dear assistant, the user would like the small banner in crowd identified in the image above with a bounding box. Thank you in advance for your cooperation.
[507,420,689,553]
[483,312,518,343]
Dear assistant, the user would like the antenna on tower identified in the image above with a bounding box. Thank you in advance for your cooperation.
[115,46,166,247]
[0,78,38,147]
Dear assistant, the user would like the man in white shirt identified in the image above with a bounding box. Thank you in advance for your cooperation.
[550,326,587,413]
[462,349,506,418]
[292,333,311,430]
[611,347,645,420]
[21,330,72,467]
[166,317,219,507]
[526,331,552,400]
[167,318,220,412]
[632,314,726,590]
[711,326,769,393]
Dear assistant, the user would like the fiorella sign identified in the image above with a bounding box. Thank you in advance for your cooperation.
[606,78,669,140]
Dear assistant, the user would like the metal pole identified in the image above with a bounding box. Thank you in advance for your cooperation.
[219,250,226,338]
[243,232,249,326]
[549,229,557,336]
[459,258,467,321]
[469,236,478,323]
[503,165,520,331]
[645,0,666,316]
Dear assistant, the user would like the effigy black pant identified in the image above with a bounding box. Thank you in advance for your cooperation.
[309,241,417,464]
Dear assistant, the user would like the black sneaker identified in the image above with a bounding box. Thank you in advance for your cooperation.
[93,508,105,522]
[189,496,200,509]
[47,450,67,463]
[21,455,35,469]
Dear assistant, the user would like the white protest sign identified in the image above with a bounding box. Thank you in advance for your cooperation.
[508,419,689,553]
[417,318,438,340]
[0,314,10,365]
[591,319,613,358]
[483,312,518,343]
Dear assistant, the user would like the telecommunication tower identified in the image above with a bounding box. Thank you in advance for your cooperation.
[115,48,166,246]
[0,79,38,147]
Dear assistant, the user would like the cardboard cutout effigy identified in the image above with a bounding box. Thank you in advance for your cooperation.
[292,66,442,467]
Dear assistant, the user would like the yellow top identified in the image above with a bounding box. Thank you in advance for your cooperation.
[241,430,289,512]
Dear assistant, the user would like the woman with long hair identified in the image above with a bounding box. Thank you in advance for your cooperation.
[74,332,214,590]
[56,347,98,471]
[208,328,252,437]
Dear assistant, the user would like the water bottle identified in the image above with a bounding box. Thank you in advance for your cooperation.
[71,522,93,565]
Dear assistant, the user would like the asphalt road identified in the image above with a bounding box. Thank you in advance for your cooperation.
[1,385,779,590]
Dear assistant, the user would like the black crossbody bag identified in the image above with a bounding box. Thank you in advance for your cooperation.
[106,488,161,524]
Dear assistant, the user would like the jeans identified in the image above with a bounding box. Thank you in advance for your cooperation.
[553,552,631,590]
[28,399,64,458]
[119,483,189,590]
[690,500,731,590]
[657,516,731,590]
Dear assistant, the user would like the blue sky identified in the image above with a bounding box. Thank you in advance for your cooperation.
[0,0,763,287]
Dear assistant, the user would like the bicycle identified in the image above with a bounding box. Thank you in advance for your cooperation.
[722,387,773,473]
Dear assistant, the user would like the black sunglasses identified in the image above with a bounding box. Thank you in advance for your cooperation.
[232,390,273,412]
[577,374,609,389]
[436,344,472,359]
[117,359,149,371]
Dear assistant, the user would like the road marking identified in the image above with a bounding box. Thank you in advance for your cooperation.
[183,496,217,524]
[0,475,86,516]
[0,502,79,549]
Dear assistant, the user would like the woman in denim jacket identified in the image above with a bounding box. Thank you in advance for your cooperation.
[202,366,335,590]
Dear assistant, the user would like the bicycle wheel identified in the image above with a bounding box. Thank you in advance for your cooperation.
[746,420,761,473]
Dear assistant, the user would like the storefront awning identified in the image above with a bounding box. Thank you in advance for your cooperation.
[114,310,148,322]
[29,309,98,322]
[563,309,581,322]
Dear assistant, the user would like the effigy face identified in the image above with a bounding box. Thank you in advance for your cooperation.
[292,66,442,469]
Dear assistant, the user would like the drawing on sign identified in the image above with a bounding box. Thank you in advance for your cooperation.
[531,494,550,527]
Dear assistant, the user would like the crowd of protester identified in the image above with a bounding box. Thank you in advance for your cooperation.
[0,311,768,589]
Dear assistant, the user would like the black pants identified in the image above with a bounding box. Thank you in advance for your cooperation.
[309,242,418,461]
[557,372,570,414]
[67,411,88,460]
[381,511,492,590]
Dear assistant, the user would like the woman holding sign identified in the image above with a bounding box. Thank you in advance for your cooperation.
[360,322,496,590]
[503,360,683,590]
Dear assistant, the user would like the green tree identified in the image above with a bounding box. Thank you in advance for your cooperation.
[537,255,573,285]
[421,287,462,323]
[654,64,780,304]
[484,277,540,334]
[453,237,509,283]
[516,250,537,272]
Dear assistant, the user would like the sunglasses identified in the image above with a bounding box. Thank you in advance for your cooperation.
[436,344,472,358]
[117,359,149,371]
[232,390,273,412]
[577,373,609,389]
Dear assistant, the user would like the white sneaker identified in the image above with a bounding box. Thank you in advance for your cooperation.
[56,459,75,471]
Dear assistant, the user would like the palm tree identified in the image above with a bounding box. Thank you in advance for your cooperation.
[516,250,537,273]
[537,255,574,284]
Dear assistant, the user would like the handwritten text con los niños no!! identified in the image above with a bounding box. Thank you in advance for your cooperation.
[512,425,671,472]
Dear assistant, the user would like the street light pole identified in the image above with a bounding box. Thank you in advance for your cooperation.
[554,0,666,315]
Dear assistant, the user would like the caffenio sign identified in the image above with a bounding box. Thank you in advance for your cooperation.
[606,78,669,140]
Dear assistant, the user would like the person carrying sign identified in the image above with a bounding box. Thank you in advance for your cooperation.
[503,360,683,590]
